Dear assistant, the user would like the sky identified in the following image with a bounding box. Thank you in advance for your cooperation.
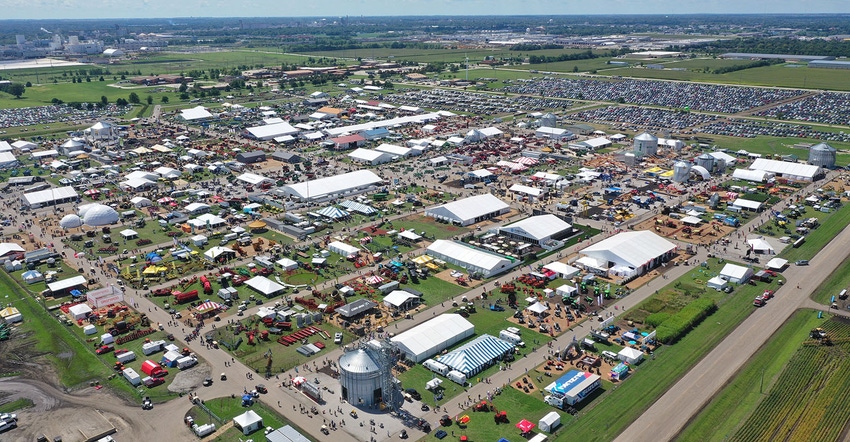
[0,0,848,20]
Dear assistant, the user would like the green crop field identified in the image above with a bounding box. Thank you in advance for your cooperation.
[675,310,824,441]
[719,316,850,442]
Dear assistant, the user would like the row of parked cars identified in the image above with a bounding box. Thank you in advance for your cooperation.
[0,412,17,433]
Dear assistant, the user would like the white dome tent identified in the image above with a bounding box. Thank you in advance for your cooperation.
[81,204,119,227]
[87,121,115,140]
[59,214,83,229]
[77,203,99,219]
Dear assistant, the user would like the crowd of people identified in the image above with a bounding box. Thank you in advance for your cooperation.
[499,77,805,113]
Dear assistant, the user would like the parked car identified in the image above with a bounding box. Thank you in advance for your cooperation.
[404,388,421,401]
[795,260,809,266]
[144,377,165,388]
[142,396,153,410]
[753,297,766,307]
[334,332,343,344]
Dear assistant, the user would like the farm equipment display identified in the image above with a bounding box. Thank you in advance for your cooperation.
[174,290,199,304]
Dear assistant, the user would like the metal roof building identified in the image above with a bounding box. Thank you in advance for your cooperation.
[279,170,383,201]
[424,194,510,226]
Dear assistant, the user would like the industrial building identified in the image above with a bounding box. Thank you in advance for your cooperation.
[338,340,404,409]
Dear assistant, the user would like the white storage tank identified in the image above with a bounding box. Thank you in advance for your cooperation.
[634,132,658,157]
[540,113,557,129]
[672,161,692,183]
[808,142,836,168]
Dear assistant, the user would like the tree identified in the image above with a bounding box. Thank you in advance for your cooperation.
[178,83,188,93]
[25,81,32,87]
[146,95,153,105]
[128,92,140,104]
[160,96,169,103]
[116,98,128,106]
[179,92,190,100]
[8,83,25,98]
[101,95,108,106]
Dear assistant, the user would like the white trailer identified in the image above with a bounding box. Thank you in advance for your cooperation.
[123,367,141,386]
[177,356,198,369]
[499,330,525,347]
[116,350,136,364]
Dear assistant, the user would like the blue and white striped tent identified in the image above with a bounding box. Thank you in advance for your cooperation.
[339,200,378,215]
[438,334,515,377]
[317,206,350,220]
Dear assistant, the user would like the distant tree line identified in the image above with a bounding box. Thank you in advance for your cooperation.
[527,48,629,65]
[711,58,784,74]
[683,37,850,58]
[509,43,564,51]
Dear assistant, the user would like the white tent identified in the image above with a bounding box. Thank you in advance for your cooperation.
[579,231,676,278]
[539,411,561,433]
[244,276,285,297]
[747,238,774,254]
[0,306,22,323]
[526,302,548,315]
[426,240,516,278]
[328,241,360,258]
[425,194,510,226]
[720,263,753,284]
[555,284,577,298]
[618,347,644,365]
[543,262,581,279]
[233,410,263,435]
[68,303,92,320]
[130,196,152,208]
[82,204,119,226]
[707,276,729,291]
[204,246,235,261]
[766,258,788,270]
[59,214,83,229]
[276,258,298,271]
[383,290,419,311]
[391,314,474,363]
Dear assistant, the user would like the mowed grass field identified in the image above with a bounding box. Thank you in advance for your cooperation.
[602,62,850,91]
[0,80,173,108]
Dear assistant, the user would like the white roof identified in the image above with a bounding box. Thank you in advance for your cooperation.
[328,241,361,257]
[747,238,774,253]
[427,240,512,273]
[707,276,729,287]
[125,171,159,182]
[709,151,736,164]
[245,121,300,140]
[189,213,225,227]
[185,202,210,212]
[509,184,544,197]
[120,177,156,190]
[236,172,271,185]
[479,127,504,138]
[324,112,442,137]
[0,152,18,165]
[526,302,547,314]
[732,198,762,210]
[68,303,92,316]
[533,172,564,182]
[469,169,493,178]
[348,148,392,163]
[390,314,475,362]
[23,186,78,206]
[536,127,569,136]
[732,169,772,182]
[399,230,422,241]
[374,143,411,156]
[501,214,571,241]
[154,166,180,177]
[12,140,37,149]
[0,141,11,152]
[281,170,382,200]
[581,137,612,148]
[120,229,138,237]
[766,258,788,270]
[0,243,24,257]
[580,231,676,269]
[233,410,263,428]
[32,149,59,158]
[749,158,820,179]
[720,263,752,280]
[244,276,285,295]
[618,347,644,360]
[543,261,580,278]
[426,194,509,224]
[384,290,419,307]
[680,216,703,225]
[204,246,235,259]
[181,106,213,121]
[47,275,87,292]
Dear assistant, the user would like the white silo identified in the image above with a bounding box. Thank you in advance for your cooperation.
[623,152,636,166]
[338,341,403,410]
[695,153,715,172]
[672,161,691,183]
[634,132,658,157]
[808,142,836,168]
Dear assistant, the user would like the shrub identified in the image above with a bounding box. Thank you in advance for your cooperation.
[655,298,716,344]
[645,312,671,328]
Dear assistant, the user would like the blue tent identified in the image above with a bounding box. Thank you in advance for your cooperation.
[70,289,83,297]
[146,252,162,263]
[241,394,254,406]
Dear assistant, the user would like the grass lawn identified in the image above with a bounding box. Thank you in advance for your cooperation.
[676,309,822,441]
[185,396,308,441]
[776,199,850,266]
[0,398,34,413]
[393,215,471,240]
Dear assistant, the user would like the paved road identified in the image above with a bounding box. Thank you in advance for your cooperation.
[616,181,848,442]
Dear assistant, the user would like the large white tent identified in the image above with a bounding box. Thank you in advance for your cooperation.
[244,121,300,141]
[21,186,78,208]
[719,263,753,284]
[180,106,214,121]
[347,148,394,165]
[391,314,474,363]
[81,204,119,226]
[328,241,360,258]
[578,231,676,278]
[244,276,285,298]
[426,240,517,278]
[749,158,821,182]
[425,194,510,226]
[279,170,383,201]
[499,214,572,245]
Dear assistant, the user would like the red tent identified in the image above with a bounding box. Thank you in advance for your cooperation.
[141,360,160,376]
[516,419,535,433]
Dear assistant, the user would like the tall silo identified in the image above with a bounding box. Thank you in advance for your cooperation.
[339,341,403,410]
[808,142,836,168]
[695,153,715,172]
[634,132,658,157]
[672,161,692,183]
[540,113,557,128]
